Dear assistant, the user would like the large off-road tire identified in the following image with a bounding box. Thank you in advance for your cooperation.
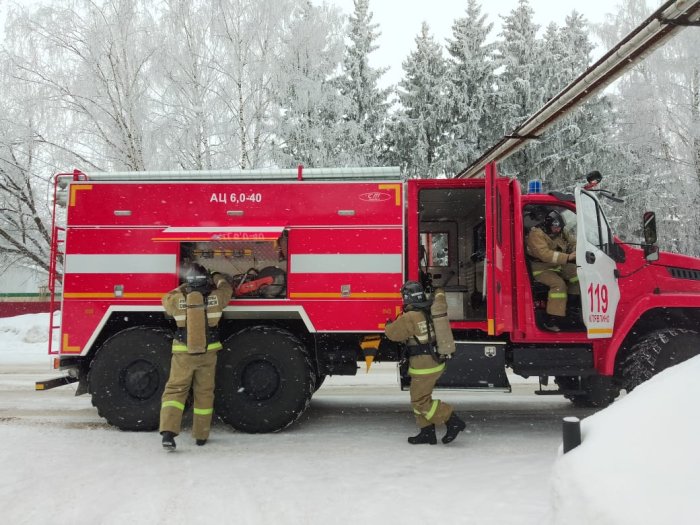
[314,374,327,392]
[621,328,700,393]
[215,326,315,433]
[88,327,171,431]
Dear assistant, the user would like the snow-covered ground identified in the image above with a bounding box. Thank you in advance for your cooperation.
[0,313,697,524]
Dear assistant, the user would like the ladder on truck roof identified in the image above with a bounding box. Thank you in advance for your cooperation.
[57,165,403,183]
[53,166,404,207]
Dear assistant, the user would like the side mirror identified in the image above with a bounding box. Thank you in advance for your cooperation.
[586,170,602,185]
[644,244,660,262]
[643,211,657,245]
[583,171,602,190]
[642,211,659,261]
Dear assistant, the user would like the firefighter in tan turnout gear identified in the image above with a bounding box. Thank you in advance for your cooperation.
[526,210,580,332]
[384,281,466,445]
[159,264,233,451]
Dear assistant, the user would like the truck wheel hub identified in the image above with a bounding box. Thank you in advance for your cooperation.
[241,360,280,401]
[121,360,159,400]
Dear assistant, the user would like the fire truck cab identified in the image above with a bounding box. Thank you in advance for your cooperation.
[39,164,700,433]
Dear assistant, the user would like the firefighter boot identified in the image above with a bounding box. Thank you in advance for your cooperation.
[161,431,177,451]
[196,439,207,446]
[542,314,563,332]
[408,425,437,445]
[442,413,467,444]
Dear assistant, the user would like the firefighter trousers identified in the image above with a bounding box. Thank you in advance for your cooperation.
[160,351,218,440]
[532,262,580,317]
[408,354,453,428]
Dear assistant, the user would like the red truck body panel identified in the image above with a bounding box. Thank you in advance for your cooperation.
[55,178,405,355]
[49,167,700,379]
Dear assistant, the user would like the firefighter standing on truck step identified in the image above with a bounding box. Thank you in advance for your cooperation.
[526,209,579,332]
[384,281,466,445]
[160,264,233,451]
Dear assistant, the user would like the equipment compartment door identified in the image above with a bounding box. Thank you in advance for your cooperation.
[575,188,621,338]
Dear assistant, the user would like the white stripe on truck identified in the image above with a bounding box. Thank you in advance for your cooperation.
[65,254,176,274]
[291,254,402,274]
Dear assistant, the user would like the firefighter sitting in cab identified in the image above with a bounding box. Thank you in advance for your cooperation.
[384,281,466,445]
[526,210,579,332]
[160,264,233,451]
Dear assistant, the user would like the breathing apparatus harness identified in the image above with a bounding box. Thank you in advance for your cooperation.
[400,281,441,360]
[175,266,221,351]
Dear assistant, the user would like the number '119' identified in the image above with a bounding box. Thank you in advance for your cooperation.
[587,283,608,313]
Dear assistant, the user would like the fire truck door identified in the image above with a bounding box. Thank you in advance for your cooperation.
[485,163,513,336]
[575,188,621,339]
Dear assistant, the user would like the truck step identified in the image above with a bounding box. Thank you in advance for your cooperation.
[534,389,586,396]
[35,375,78,391]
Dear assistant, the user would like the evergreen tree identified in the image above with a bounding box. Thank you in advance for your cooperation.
[336,0,391,166]
[493,0,542,180]
[442,0,496,176]
[385,22,449,178]
[534,12,618,192]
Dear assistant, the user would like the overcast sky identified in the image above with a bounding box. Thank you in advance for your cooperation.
[327,0,630,87]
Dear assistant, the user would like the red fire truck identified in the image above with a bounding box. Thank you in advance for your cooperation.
[37,164,700,433]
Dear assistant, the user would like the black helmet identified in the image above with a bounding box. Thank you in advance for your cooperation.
[401,281,431,309]
[184,263,212,294]
[544,210,564,233]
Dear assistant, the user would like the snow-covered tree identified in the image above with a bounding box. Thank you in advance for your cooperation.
[441,0,497,175]
[598,0,700,255]
[9,0,157,171]
[493,0,542,180]
[213,0,296,169]
[152,0,228,170]
[532,12,618,191]
[0,48,53,274]
[336,0,391,166]
[273,1,351,168]
[385,22,449,178]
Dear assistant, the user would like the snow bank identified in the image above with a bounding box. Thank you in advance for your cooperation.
[549,354,700,525]
[3,313,699,524]
[0,312,51,364]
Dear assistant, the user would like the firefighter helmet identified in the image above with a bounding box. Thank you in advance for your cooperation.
[401,281,431,309]
[184,263,212,294]
[544,210,564,233]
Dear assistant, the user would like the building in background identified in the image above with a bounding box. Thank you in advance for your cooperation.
[0,264,50,317]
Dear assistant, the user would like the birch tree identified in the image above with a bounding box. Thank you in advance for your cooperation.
[213,0,295,169]
[9,0,157,171]
[273,1,350,168]
[0,49,53,273]
[152,0,228,170]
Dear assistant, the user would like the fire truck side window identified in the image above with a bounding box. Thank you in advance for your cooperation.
[579,193,604,248]
[420,232,449,267]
